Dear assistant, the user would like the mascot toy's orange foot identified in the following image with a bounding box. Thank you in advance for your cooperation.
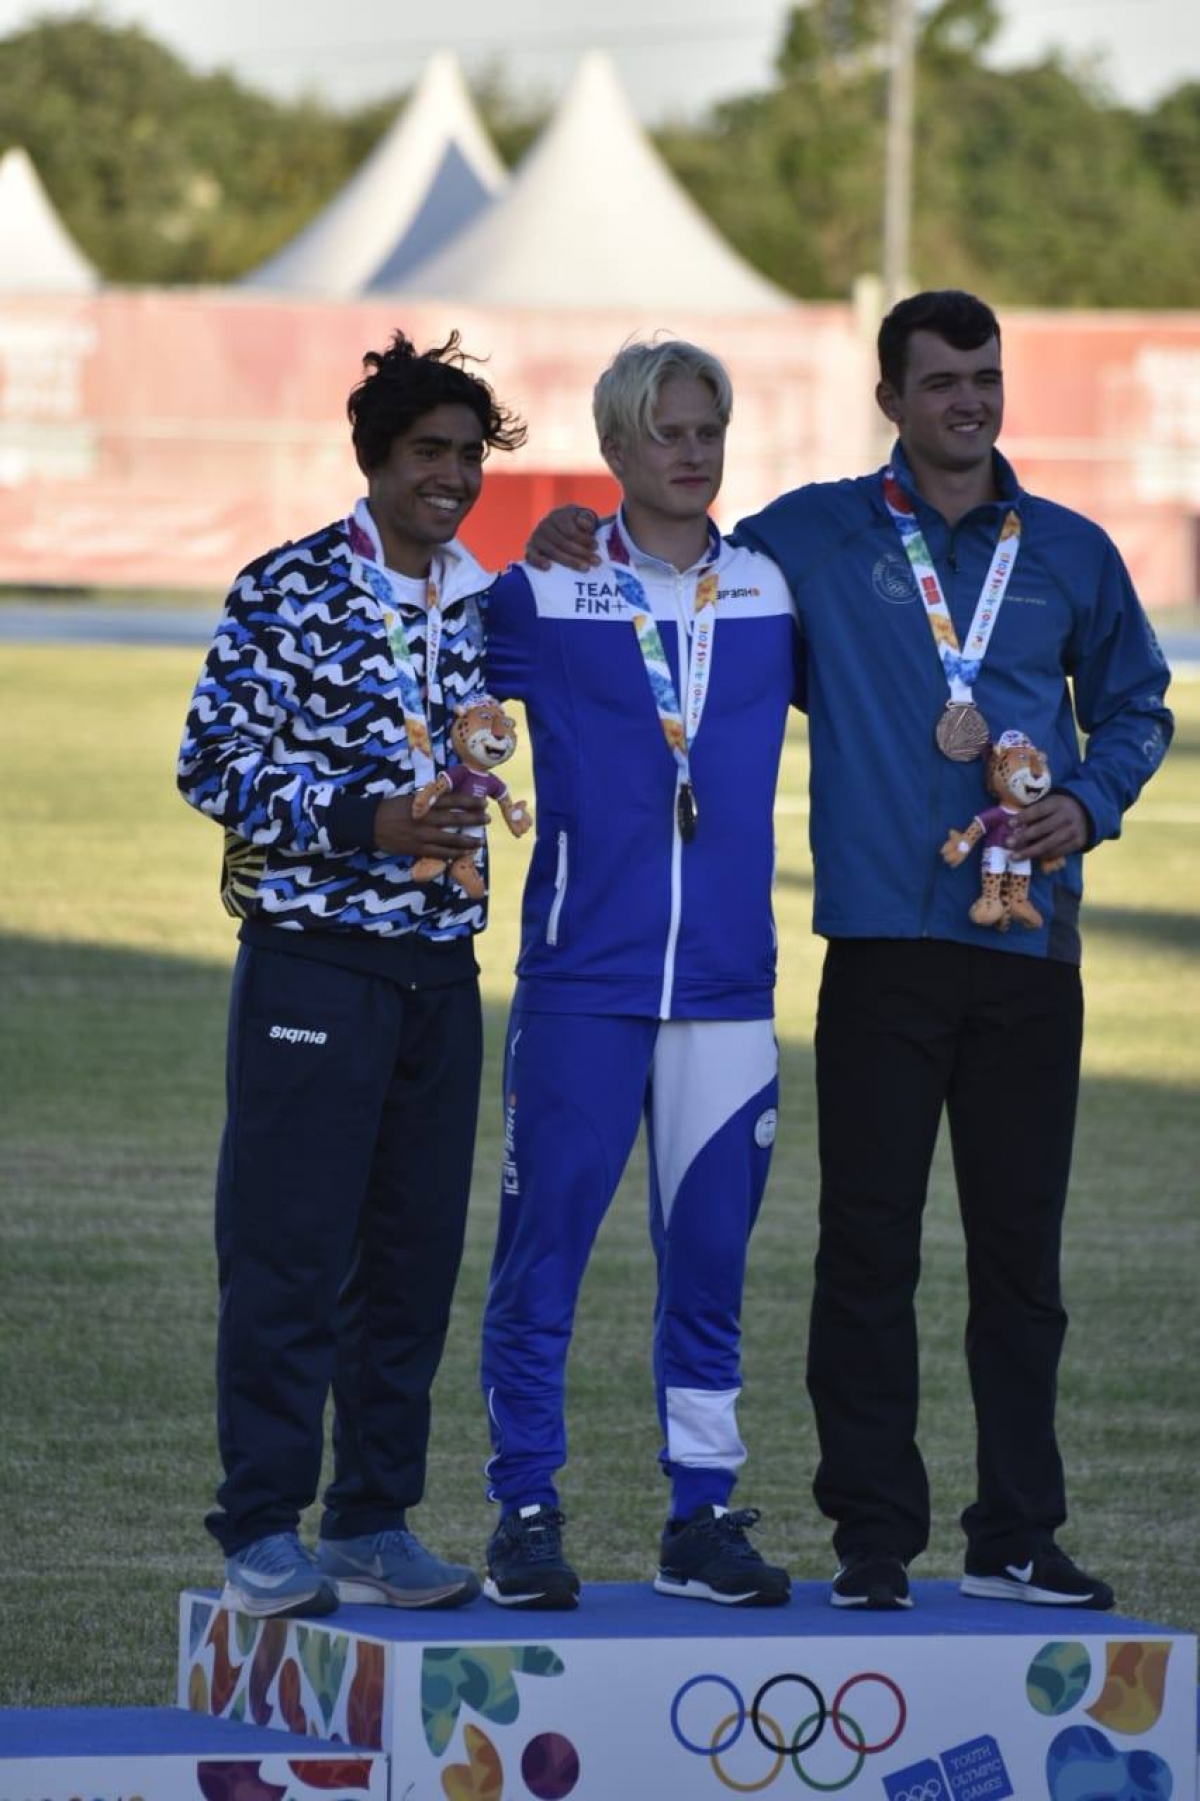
[941,729,1066,932]
[410,697,532,900]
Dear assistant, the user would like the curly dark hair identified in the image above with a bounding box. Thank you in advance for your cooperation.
[878,290,1001,391]
[347,330,527,471]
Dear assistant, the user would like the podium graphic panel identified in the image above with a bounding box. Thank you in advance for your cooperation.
[178,1583,1197,1799]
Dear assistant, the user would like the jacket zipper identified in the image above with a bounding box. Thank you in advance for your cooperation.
[659,784,684,1017]
[657,571,693,1017]
[546,829,568,945]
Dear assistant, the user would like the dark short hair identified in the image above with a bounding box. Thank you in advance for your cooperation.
[877,290,1001,390]
[347,330,526,471]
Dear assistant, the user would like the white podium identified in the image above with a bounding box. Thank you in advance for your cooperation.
[174,1579,1196,1800]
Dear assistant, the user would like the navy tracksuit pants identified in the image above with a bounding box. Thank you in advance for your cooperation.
[207,940,481,1554]
[481,1009,779,1519]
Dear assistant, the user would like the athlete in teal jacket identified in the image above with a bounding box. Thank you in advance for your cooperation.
[733,289,1172,1613]
[736,439,1170,962]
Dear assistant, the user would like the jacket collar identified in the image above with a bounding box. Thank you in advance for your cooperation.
[343,499,492,605]
[884,440,1022,523]
[610,505,726,576]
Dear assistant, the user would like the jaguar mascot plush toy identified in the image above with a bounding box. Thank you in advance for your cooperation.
[941,729,1066,931]
[411,697,532,899]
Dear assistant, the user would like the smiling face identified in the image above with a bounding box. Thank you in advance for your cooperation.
[876,330,1004,486]
[364,402,485,576]
[602,373,726,532]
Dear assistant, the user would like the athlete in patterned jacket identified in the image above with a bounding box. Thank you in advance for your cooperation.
[478,339,802,1610]
[178,331,524,1618]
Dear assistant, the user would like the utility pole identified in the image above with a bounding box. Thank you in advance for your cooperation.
[883,0,916,309]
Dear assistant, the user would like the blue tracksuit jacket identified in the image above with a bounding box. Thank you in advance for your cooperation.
[735,445,1173,962]
[483,518,802,1016]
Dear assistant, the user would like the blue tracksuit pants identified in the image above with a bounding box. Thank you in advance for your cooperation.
[481,1008,778,1519]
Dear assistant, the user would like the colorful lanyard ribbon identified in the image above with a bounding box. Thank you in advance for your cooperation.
[882,469,1020,703]
[349,503,444,787]
[608,513,721,840]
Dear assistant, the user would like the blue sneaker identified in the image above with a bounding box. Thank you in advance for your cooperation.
[222,1531,338,1619]
[316,1528,480,1609]
[655,1505,792,1606]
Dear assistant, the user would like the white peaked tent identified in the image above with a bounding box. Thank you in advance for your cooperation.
[243,52,507,297]
[392,51,790,313]
[0,147,97,293]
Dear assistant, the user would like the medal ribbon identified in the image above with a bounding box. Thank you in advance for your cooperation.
[349,502,444,786]
[607,515,721,787]
[882,469,1020,704]
[378,580,443,789]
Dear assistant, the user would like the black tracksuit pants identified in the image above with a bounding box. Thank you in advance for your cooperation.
[206,938,482,1554]
[807,938,1083,1566]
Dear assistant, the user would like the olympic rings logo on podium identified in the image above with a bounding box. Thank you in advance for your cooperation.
[670,1668,907,1792]
[890,1782,946,1801]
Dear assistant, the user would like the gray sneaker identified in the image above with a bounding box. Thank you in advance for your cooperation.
[316,1528,480,1608]
[223,1531,339,1619]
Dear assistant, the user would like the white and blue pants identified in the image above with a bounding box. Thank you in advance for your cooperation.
[481,1008,779,1520]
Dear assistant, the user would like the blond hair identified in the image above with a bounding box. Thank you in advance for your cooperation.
[592,338,732,450]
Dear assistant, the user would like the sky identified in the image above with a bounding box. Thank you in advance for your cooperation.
[0,0,1197,121]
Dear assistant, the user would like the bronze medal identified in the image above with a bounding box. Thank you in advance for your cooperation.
[935,701,990,763]
[677,782,698,842]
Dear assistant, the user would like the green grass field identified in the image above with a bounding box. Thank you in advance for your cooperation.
[0,645,1197,1707]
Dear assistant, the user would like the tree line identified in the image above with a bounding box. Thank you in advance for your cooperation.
[2,1,1198,305]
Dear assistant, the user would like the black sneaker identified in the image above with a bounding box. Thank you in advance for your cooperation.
[830,1551,912,1610]
[961,1546,1115,1610]
[654,1505,791,1607]
[484,1505,581,1610]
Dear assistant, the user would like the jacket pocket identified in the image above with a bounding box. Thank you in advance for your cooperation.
[546,829,569,946]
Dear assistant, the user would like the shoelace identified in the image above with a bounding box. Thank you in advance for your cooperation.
[513,1509,567,1563]
[369,1528,420,1563]
[698,1508,764,1561]
[241,1532,314,1572]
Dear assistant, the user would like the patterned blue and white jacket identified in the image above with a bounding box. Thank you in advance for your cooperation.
[177,507,491,940]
